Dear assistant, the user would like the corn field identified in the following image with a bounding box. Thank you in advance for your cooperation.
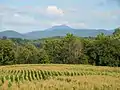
[0,64,120,90]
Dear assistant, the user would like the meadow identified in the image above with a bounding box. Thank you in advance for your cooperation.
[0,64,120,90]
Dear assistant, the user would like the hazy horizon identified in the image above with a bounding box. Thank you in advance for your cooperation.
[0,0,120,33]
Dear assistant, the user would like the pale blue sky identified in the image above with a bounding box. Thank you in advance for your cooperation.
[0,0,120,33]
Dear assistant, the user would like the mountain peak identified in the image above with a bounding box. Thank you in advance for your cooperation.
[0,30,24,38]
[51,24,73,30]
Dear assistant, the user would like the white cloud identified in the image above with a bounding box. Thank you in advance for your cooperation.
[46,6,64,16]
[51,21,87,29]
[3,13,39,26]
[70,23,87,28]
[51,21,68,26]
[14,13,20,17]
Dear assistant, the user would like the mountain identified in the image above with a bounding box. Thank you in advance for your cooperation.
[24,25,114,39]
[47,25,73,31]
[74,29,113,37]
[0,30,25,39]
[0,25,114,39]
[24,25,75,39]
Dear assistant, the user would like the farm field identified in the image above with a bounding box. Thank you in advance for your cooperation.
[0,64,120,90]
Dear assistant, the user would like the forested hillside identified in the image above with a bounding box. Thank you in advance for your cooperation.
[0,28,120,67]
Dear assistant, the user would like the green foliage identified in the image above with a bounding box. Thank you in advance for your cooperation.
[84,33,120,66]
[0,39,15,65]
[43,33,83,64]
[38,49,50,64]
[15,43,39,64]
[113,28,120,35]
[0,28,120,67]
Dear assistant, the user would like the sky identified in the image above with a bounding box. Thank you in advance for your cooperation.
[0,0,120,33]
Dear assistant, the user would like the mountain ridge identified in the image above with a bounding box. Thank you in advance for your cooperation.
[0,30,25,39]
[0,25,114,39]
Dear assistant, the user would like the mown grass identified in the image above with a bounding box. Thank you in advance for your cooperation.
[0,64,120,90]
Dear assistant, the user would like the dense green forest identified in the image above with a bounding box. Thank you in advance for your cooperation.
[0,28,120,67]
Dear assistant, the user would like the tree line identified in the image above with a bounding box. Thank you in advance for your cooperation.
[0,28,120,67]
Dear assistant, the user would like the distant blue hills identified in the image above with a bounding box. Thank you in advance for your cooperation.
[0,25,114,39]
